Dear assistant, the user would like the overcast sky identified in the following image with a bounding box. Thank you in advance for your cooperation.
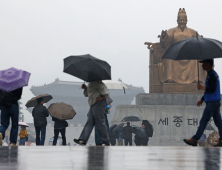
[1,0,222,122]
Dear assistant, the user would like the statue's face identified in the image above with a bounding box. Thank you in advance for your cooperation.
[177,14,187,30]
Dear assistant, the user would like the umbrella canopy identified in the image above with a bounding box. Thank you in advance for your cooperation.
[132,125,148,139]
[48,102,76,120]
[18,122,29,127]
[121,116,141,122]
[25,94,53,108]
[113,123,125,133]
[205,124,215,131]
[0,67,31,92]
[162,37,222,60]
[109,124,117,131]
[63,54,111,82]
[102,80,128,89]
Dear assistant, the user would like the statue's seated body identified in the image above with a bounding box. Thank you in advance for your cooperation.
[145,8,206,93]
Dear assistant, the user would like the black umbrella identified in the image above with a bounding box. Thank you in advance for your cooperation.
[63,54,111,82]
[109,124,117,132]
[132,125,147,139]
[162,35,222,83]
[25,94,53,108]
[205,124,215,131]
[142,120,154,137]
[113,123,125,133]
[121,116,141,122]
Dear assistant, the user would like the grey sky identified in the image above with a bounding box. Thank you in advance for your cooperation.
[1,0,222,122]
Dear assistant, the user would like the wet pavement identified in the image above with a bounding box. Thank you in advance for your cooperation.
[0,146,221,170]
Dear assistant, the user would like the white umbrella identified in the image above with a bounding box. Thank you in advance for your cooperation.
[18,122,29,127]
[102,80,128,90]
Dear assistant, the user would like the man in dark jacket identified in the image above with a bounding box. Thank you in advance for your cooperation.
[0,88,23,146]
[184,59,222,147]
[32,98,49,146]
[52,117,68,146]
[122,122,133,146]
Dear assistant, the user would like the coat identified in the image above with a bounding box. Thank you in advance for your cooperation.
[52,117,68,129]
[32,104,49,127]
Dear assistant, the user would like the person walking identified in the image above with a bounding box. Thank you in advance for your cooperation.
[74,81,110,146]
[52,117,68,146]
[117,130,123,146]
[122,122,133,146]
[141,124,149,146]
[184,59,222,147]
[18,125,27,146]
[32,98,49,146]
[0,87,23,146]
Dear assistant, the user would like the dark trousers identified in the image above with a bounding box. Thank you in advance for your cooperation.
[79,99,109,144]
[193,101,222,141]
[53,128,66,146]
[142,138,149,146]
[35,126,46,145]
[124,138,132,146]
[95,114,109,145]
[0,104,19,143]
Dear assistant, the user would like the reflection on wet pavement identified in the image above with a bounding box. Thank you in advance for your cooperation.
[0,146,221,170]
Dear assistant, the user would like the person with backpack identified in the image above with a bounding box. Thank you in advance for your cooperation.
[32,98,49,146]
[0,87,23,146]
[52,117,68,146]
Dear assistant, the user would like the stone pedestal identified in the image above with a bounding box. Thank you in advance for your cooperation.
[111,93,222,146]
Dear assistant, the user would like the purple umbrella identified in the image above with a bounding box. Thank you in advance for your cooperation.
[0,67,31,92]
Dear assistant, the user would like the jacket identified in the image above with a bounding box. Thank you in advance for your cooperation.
[204,70,221,102]
[32,104,49,127]
[122,125,134,139]
[52,117,68,129]
[19,129,27,138]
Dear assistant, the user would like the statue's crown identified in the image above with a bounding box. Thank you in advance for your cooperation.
[178,8,186,14]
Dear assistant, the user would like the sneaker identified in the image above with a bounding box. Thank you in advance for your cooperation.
[9,143,16,146]
[0,133,2,146]
[101,143,110,146]
[183,138,197,146]
[74,139,86,146]
[213,140,222,147]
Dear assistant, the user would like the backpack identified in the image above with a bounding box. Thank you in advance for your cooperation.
[0,90,13,106]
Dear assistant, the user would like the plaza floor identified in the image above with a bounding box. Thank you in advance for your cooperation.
[0,146,221,170]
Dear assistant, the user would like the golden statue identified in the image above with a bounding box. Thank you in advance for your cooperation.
[158,8,206,84]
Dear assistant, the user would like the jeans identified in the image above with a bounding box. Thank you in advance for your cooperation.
[124,138,132,146]
[192,101,222,141]
[19,137,26,146]
[0,104,19,144]
[35,126,46,145]
[53,128,66,146]
[95,114,109,145]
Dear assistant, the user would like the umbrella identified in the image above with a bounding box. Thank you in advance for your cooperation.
[18,122,29,127]
[162,35,222,83]
[25,94,53,108]
[0,67,31,92]
[63,54,111,82]
[121,116,141,122]
[132,125,148,139]
[102,80,128,94]
[142,120,154,137]
[205,124,215,131]
[109,124,117,131]
[48,102,76,120]
[113,123,125,133]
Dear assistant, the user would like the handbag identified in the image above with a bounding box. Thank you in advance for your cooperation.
[26,134,28,141]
